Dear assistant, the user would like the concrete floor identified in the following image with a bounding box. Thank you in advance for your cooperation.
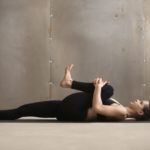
[0,117,149,150]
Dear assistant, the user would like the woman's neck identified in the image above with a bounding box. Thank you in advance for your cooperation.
[125,107,137,118]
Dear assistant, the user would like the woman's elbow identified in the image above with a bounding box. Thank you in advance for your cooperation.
[93,104,101,113]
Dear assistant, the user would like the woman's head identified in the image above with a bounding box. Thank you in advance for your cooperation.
[101,84,114,100]
[129,99,150,120]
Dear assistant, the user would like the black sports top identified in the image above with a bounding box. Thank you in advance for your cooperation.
[58,92,116,121]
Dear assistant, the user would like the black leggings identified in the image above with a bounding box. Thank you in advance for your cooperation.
[0,81,94,121]
[0,100,62,120]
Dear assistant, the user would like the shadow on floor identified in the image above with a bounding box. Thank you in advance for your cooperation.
[0,119,150,123]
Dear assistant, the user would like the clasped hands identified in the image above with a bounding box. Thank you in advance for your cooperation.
[93,77,110,88]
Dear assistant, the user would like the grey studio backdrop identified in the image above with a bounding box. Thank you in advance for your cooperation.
[0,0,150,109]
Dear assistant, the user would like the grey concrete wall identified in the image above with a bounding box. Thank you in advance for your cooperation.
[0,0,150,108]
[50,0,146,105]
[144,0,150,100]
[0,0,50,108]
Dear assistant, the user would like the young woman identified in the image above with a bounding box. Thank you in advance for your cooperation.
[0,64,150,121]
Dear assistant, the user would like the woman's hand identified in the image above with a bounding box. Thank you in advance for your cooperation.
[93,77,109,88]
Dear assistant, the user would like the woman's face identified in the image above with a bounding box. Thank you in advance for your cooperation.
[129,99,149,115]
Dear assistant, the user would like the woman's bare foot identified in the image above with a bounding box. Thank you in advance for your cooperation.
[60,64,74,88]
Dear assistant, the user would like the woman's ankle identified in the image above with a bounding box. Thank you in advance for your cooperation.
[60,79,72,88]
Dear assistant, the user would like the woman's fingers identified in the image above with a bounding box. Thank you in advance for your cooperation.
[94,77,102,84]
[98,78,108,86]
[107,80,110,84]
[103,80,108,85]
[93,78,100,84]
[93,77,110,87]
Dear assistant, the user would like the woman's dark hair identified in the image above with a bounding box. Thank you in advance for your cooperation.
[101,84,114,100]
[135,101,150,121]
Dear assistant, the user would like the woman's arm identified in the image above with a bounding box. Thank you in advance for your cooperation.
[92,78,127,120]
[92,78,106,108]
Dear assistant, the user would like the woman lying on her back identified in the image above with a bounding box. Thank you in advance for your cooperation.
[0,64,150,121]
